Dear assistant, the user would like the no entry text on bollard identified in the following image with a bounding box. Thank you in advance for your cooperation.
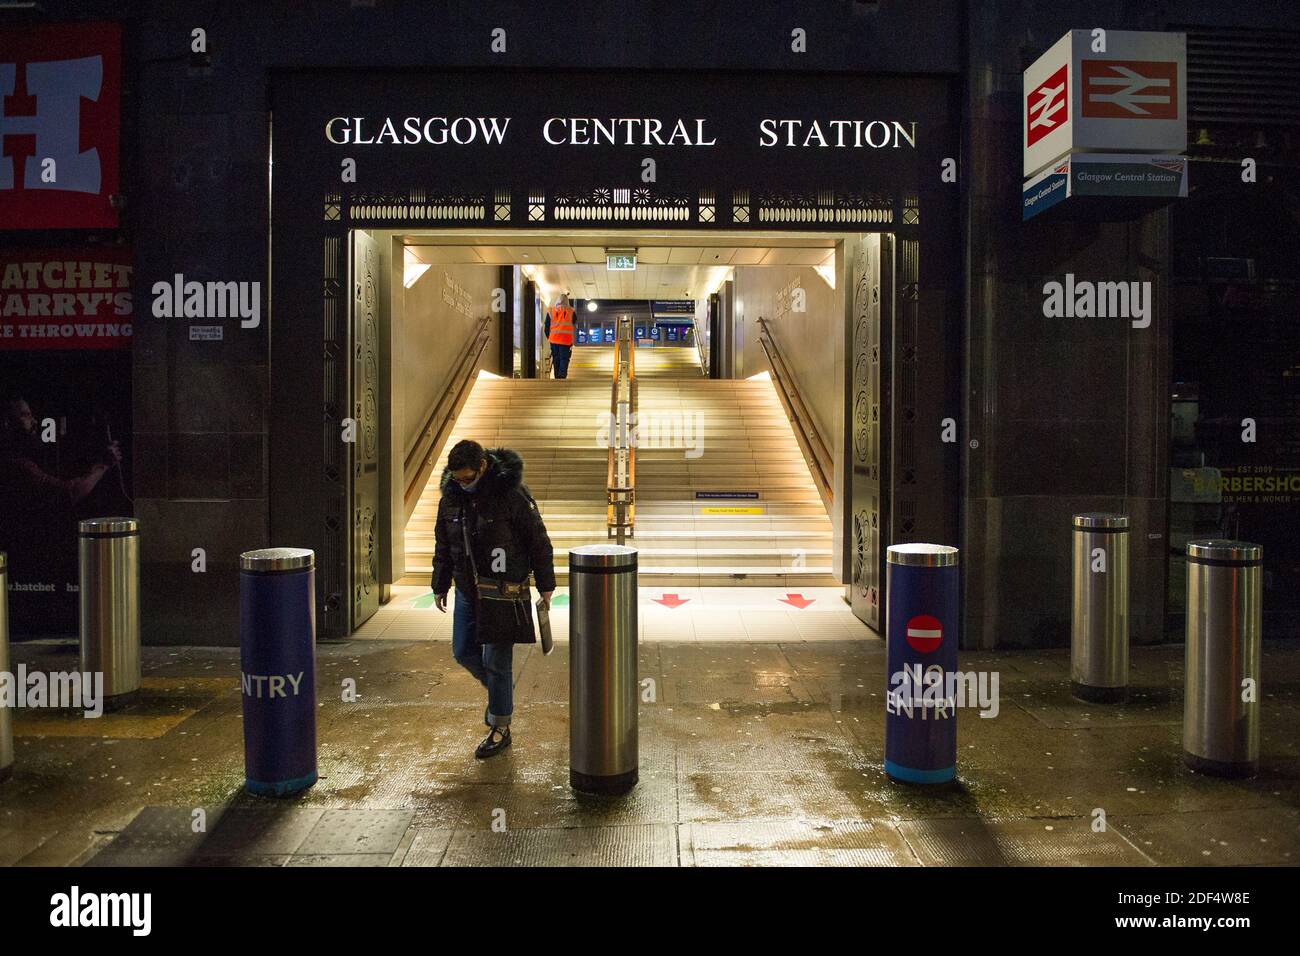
[885,543,959,785]
[239,548,318,797]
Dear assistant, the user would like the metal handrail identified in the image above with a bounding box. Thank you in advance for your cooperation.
[404,315,492,519]
[693,311,708,376]
[756,317,834,508]
[606,317,636,542]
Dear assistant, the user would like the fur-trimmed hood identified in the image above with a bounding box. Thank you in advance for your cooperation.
[439,446,525,499]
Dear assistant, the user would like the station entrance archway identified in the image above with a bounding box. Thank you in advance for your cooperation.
[351,229,872,630]
[269,69,960,640]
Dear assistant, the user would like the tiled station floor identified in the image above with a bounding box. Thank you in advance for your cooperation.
[1,626,1298,867]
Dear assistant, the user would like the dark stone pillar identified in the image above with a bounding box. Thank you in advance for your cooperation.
[962,2,1171,649]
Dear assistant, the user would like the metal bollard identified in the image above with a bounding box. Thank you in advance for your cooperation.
[79,517,141,704]
[885,543,959,785]
[1184,540,1262,778]
[1070,513,1130,702]
[569,544,638,795]
[0,552,12,782]
[239,548,318,796]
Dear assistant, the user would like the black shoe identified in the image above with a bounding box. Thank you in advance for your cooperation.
[475,726,511,759]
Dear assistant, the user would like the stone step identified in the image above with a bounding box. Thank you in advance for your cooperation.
[404,346,837,590]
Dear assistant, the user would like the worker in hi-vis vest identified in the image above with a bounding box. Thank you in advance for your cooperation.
[543,292,576,380]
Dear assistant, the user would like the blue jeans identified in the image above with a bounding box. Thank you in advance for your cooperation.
[452,587,514,727]
[550,343,572,379]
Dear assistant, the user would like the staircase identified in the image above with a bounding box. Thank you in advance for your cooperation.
[400,344,837,587]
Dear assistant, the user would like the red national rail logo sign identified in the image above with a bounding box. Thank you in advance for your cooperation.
[1081,59,1179,119]
[1026,64,1068,147]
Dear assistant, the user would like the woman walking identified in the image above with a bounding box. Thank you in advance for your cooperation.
[432,439,556,758]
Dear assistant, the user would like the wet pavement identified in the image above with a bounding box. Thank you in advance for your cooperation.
[1,635,1298,867]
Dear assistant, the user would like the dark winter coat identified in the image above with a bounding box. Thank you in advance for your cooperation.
[431,447,557,604]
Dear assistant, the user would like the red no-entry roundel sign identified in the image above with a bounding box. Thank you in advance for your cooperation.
[906,614,943,653]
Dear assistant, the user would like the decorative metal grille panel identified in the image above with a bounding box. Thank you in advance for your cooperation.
[732,189,750,224]
[849,234,883,632]
[321,234,347,638]
[699,189,715,223]
[348,190,488,223]
[350,230,382,631]
[336,183,906,230]
[552,186,692,222]
[757,190,894,224]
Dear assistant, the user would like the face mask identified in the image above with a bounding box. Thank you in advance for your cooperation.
[456,464,485,493]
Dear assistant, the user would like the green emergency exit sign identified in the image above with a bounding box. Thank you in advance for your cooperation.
[606,253,637,271]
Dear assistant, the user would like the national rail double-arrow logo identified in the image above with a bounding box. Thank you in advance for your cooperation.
[1081,59,1179,119]
[1026,64,1068,146]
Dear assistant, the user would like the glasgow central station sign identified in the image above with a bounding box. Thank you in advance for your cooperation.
[275,70,951,202]
[324,115,919,150]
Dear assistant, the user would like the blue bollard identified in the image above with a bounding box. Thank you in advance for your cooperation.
[239,548,317,796]
[885,543,960,784]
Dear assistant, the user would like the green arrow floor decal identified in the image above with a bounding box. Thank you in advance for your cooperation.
[550,594,569,607]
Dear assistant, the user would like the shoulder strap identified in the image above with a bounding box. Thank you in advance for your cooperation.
[461,505,479,586]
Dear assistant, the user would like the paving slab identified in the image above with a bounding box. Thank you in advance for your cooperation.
[682,819,919,866]
[438,823,677,867]
[897,816,1155,866]
[1112,807,1300,866]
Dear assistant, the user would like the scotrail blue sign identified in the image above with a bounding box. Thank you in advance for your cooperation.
[1023,157,1071,221]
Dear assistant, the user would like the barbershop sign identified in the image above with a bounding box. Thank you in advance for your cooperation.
[0,22,121,229]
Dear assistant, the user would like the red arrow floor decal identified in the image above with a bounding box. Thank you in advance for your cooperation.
[779,593,816,609]
[653,593,690,609]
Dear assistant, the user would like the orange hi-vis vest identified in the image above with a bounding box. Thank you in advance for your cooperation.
[548,305,575,346]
